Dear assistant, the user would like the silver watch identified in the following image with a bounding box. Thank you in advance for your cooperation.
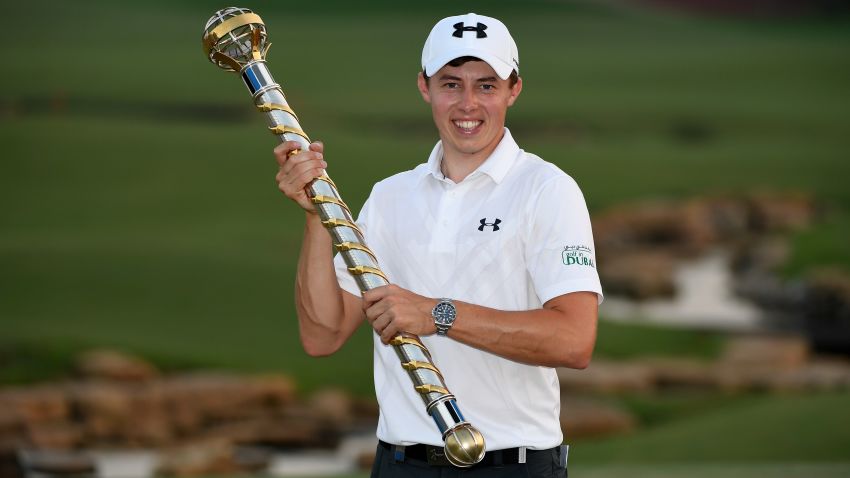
[432,298,456,336]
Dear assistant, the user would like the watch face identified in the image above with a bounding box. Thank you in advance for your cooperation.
[434,302,456,325]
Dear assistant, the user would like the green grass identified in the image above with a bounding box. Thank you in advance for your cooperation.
[571,463,850,478]
[784,212,850,277]
[1,0,848,391]
[310,463,850,478]
[593,321,724,361]
[573,391,850,463]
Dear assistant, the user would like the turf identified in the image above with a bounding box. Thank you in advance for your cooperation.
[316,463,850,478]
[2,0,847,377]
[1,0,849,456]
[572,391,850,463]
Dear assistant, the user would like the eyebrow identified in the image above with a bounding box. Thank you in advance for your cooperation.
[437,74,499,83]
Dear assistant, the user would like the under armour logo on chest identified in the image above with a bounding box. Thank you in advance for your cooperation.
[478,218,501,231]
[453,22,488,39]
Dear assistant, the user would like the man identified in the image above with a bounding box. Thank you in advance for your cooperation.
[274,13,602,478]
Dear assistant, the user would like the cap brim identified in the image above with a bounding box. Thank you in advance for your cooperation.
[423,49,515,80]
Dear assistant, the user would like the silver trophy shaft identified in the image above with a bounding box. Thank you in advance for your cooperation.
[240,59,484,464]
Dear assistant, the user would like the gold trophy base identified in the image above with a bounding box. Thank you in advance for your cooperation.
[444,423,486,467]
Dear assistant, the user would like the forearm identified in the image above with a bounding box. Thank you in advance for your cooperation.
[294,213,354,356]
[449,294,597,369]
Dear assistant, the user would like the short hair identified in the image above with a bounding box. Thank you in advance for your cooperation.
[422,56,519,88]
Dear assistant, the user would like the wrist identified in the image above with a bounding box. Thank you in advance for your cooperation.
[432,298,456,336]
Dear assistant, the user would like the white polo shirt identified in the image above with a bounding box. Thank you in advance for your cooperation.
[334,128,602,450]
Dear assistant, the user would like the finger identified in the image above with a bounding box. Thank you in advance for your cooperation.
[308,141,324,154]
[281,150,324,175]
[276,154,325,184]
[287,155,327,177]
[283,163,326,192]
[278,158,325,189]
[362,285,391,306]
[381,321,400,344]
[370,314,390,334]
[278,165,319,193]
[273,141,302,165]
[364,299,391,321]
[278,147,321,172]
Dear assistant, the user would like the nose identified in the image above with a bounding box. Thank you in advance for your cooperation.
[459,87,478,111]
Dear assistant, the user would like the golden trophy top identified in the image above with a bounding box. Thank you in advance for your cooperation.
[202,7,270,71]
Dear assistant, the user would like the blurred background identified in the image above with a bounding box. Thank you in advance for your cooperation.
[2,0,849,477]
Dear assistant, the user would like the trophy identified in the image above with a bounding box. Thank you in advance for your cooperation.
[201,7,485,467]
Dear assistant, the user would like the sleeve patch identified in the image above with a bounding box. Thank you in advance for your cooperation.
[562,245,595,268]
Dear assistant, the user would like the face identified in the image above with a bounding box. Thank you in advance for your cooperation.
[417,60,522,165]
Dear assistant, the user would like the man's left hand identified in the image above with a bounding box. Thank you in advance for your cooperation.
[362,285,437,344]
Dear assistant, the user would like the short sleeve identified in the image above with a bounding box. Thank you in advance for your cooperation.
[333,194,372,297]
[524,175,603,305]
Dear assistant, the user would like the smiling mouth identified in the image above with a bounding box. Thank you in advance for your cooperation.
[453,120,482,133]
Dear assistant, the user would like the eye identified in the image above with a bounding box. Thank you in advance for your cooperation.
[442,82,459,89]
[480,84,495,91]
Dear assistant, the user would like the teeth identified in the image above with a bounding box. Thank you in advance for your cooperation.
[454,120,481,130]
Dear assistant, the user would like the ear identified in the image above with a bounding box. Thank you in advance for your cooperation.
[417,72,432,104]
[506,76,523,107]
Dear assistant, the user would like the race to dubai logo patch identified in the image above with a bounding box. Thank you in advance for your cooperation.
[562,245,595,268]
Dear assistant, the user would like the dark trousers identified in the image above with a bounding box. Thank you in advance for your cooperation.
[370,443,568,478]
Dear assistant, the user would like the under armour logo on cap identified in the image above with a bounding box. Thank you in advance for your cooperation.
[452,22,488,38]
[478,218,501,231]
[422,13,519,80]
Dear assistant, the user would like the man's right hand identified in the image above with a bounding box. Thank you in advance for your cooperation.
[274,140,327,213]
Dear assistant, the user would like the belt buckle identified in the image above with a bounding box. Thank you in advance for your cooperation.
[426,446,452,466]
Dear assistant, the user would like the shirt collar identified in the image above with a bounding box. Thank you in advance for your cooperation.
[419,128,520,185]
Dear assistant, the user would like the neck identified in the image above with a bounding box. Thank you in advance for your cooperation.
[440,130,505,183]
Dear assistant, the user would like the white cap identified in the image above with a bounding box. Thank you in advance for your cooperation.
[421,13,519,80]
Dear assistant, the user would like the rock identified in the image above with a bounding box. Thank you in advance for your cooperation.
[0,398,25,446]
[232,445,272,473]
[357,450,376,471]
[0,448,23,478]
[560,397,637,439]
[644,358,716,389]
[351,396,380,422]
[593,192,815,258]
[76,349,158,382]
[121,385,172,446]
[594,201,690,253]
[161,373,295,430]
[71,382,134,441]
[250,374,297,408]
[803,268,850,355]
[747,193,815,233]
[17,449,95,476]
[309,388,353,428]
[0,370,331,456]
[24,422,86,450]
[709,363,756,393]
[0,385,70,425]
[557,361,655,394]
[598,250,677,299]
[198,404,341,449]
[778,359,850,391]
[161,374,259,435]
[159,439,237,477]
[719,334,810,371]
[731,237,791,275]
[681,197,751,247]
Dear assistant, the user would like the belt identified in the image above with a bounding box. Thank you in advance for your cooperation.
[379,440,550,467]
